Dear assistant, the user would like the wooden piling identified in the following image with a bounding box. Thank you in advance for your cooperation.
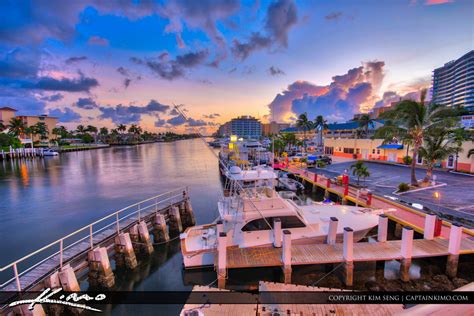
[169,206,183,235]
[114,233,138,269]
[282,230,292,284]
[184,199,196,227]
[88,247,115,288]
[129,224,140,253]
[378,214,388,242]
[343,227,354,287]
[327,217,338,245]
[400,226,413,282]
[273,218,282,248]
[152,213,169,243]
[423,213,437,240]
[43,272,64,315]
[446,224,463,278]
[217,232,227,289]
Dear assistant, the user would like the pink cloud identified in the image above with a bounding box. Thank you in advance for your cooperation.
[87,36,109,46]
[425,0,453,5]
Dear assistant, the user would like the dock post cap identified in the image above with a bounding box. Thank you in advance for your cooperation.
[379,214,388,218]
[330,217,338,222]
[283,230,291,235]
[402,226,413,230]
[219,232,227,237]
[216,220,223,224]
[451,224,462,228]
[274,218,281,222]
[344,227,354,232]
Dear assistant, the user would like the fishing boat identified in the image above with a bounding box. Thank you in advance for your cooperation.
[43,149,59,156]
[277,172,304,192]
[180,168,392,269]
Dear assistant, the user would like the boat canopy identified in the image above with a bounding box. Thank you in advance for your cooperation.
[227,169,277,181]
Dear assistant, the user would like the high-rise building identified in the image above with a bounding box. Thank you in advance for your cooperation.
[229,116,262,139]
[432,50,474,109]
[262,121,290,136]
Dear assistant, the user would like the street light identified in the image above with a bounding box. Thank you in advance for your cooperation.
[434,191,441,213]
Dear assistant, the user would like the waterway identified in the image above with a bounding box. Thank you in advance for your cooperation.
[0,140,472,315]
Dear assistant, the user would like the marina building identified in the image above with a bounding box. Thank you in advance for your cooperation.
[218,116,262,139]
[432,50,474,109]
[262,121,291,136]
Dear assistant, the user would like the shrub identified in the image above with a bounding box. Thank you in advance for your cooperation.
[0,133,21,148]
[402,155,412,165]
[398,182,410,192]
[315,160,326,168]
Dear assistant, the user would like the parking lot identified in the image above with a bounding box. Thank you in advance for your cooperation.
[308,160,474,223]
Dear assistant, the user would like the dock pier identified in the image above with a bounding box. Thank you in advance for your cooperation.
[0,187,195,314]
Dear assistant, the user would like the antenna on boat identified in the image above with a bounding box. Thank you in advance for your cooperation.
[173,104,274,232]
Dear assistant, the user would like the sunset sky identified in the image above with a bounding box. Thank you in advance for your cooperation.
[0,0,472,133]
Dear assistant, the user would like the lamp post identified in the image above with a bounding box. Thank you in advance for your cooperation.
[434,191,441,213]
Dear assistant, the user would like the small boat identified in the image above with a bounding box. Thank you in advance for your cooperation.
[278,173,304,192]
[43,149,59,156]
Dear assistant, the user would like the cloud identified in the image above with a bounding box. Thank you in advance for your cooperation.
[98,99,170,124]
[425,0,453,5]
[0,48,39,78]
[231,33,272,60]
[187,118,208,126]
[265,0,298,47]
[167,115,187,126]
[116,67,129,76]
[22,75,99,92]
[325,11,343,21]
[269,61,387,122]
[48,107,81,122]
[268,66,285,76]
[40,93,64,102]
[154,118,167,127]
[87,35,109,46]
[76,97,98,109]
[203,113,220,119]
[65,56,87,65]
[131,49,209,80]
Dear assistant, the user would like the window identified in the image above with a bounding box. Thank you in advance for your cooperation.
[242,218,273,231]
[377,149,380,154]
[343,148,354,154]
[372,149,375,154]
[356,148,360,154]
[280,216,306,229]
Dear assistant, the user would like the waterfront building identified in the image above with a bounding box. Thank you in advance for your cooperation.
[324,137,474,173]
[0,107,17,126]
[219,116,262,139]
[432,50,474,108]
[262,121,291,136]
[17,115,58,142]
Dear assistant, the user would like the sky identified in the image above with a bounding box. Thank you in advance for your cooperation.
[0,0,472,134]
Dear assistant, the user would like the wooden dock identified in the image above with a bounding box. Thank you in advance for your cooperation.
[0,187,193,296]
[223,238,474,269]
[282,166,474,239]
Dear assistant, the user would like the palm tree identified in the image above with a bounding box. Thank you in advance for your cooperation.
[418,129,458,183]
[32,122,49,141]
[468,148,474,158]
[314,115,328,148]
[450,128,469,172]
[280,132,297,151]
[99,127,109,142]
[376,89,459,186]
[117,124,127,134]
[86,125,98,143]
[0,120,6,132]
[76,124,86,134]
[295,113,314,151]
[350,161,370,185]
[8,117,26,137]
[356,114,374,138]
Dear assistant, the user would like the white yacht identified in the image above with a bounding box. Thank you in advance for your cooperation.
[180,168,391,269]
[277,172,304,192]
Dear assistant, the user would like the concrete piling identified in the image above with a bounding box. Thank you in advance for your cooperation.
[400,226,414,282]
[169,206,183,235]
[114,233,138,269]
[378,214,388,242]
[43,272,63,315]
[129,224,140,253]
[343,227,354,287]
[138,221,154,254]
[394,223,403,239]
[88,247,115,288]
[282,230,292,284]
[423,213,437,240]
[58,264,80,292]
[446,224,463,278]
[217,232,227,289]
[327,217,338,245]
[273,218,282,248]
[152,213,169,243]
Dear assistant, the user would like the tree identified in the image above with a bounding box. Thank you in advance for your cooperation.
[468,148,474,158]
[314,115,328,147]
[99,127,109,142]
[86,125,98,142]
[8,117,26,137]
[355,114,374,138]
[280,132,297,151]
[117,124,127,134]
[350,161,370,185]
[295,113,314,151]
[76,124,86,134]
[376,89,459,186]
[450,128,469,172]
[0,120,6,132]
[31,122,49,141]
[418,129,458,183]
[52,126,69,139]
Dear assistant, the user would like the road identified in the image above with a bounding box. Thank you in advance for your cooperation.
[308,160,474,225]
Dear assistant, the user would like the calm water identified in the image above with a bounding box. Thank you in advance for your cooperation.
[1,141,472,315]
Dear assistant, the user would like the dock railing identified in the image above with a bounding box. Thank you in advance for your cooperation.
[0,186,188,291]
